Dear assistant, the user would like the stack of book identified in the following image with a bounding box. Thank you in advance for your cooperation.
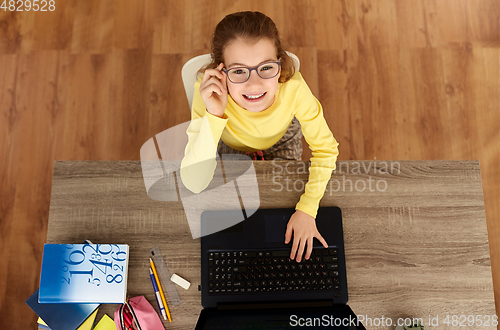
[26,243,129,330]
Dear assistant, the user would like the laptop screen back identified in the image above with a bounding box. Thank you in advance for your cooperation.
[195,304,365,329]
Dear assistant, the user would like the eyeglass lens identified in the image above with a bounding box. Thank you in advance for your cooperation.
[227,62,279,83]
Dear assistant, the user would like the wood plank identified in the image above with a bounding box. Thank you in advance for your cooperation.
[112,0,154,50]
[0,51,61,327]
[152,0,194,54]
[70,0,114,54]
[32,0,76,51]
[0,53,19,314]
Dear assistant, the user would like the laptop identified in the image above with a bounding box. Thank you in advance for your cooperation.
[196,207,365,329]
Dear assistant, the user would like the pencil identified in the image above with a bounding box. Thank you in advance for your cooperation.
[149,268,167,321]
[149,257,172,322]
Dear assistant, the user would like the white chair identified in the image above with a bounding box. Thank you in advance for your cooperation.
[181,52,300,110]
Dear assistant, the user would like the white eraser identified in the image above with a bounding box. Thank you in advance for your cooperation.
[171,273,190,290]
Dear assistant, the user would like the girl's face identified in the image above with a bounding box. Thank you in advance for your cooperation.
[223,37,281,113]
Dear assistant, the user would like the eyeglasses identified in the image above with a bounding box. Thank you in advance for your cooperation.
[223,59,281,84]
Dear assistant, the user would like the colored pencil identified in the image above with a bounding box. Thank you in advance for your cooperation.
[149,268,167,321]
[149,258,172,322]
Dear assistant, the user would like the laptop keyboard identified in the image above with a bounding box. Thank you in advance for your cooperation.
[207,247,340,295]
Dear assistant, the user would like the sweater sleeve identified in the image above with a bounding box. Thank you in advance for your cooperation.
[180,78,228,193]
[294,80,339,218]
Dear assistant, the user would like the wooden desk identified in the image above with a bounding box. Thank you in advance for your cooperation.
[46,160,496,329]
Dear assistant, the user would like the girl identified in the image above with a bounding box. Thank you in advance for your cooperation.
[180,11,339,263]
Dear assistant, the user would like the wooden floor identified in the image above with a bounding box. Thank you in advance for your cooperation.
[0,0,498,328]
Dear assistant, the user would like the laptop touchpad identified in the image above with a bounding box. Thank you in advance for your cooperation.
[264,214,290,243]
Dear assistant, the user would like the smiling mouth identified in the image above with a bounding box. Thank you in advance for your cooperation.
[243,92,267,101]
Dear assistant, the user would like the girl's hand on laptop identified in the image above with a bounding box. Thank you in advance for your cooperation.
[285,210,328,263]
[200,63,228,118]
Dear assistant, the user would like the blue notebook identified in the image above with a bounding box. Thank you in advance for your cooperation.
[26,289,99,330]
[39,244,129,303]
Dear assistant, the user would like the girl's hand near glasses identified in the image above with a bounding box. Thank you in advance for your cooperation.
[200,63,228,118]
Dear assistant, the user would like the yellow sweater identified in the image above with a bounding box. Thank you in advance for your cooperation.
[180,71,339,218]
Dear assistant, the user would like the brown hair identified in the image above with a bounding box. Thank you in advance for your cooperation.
[197,11,295,83]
